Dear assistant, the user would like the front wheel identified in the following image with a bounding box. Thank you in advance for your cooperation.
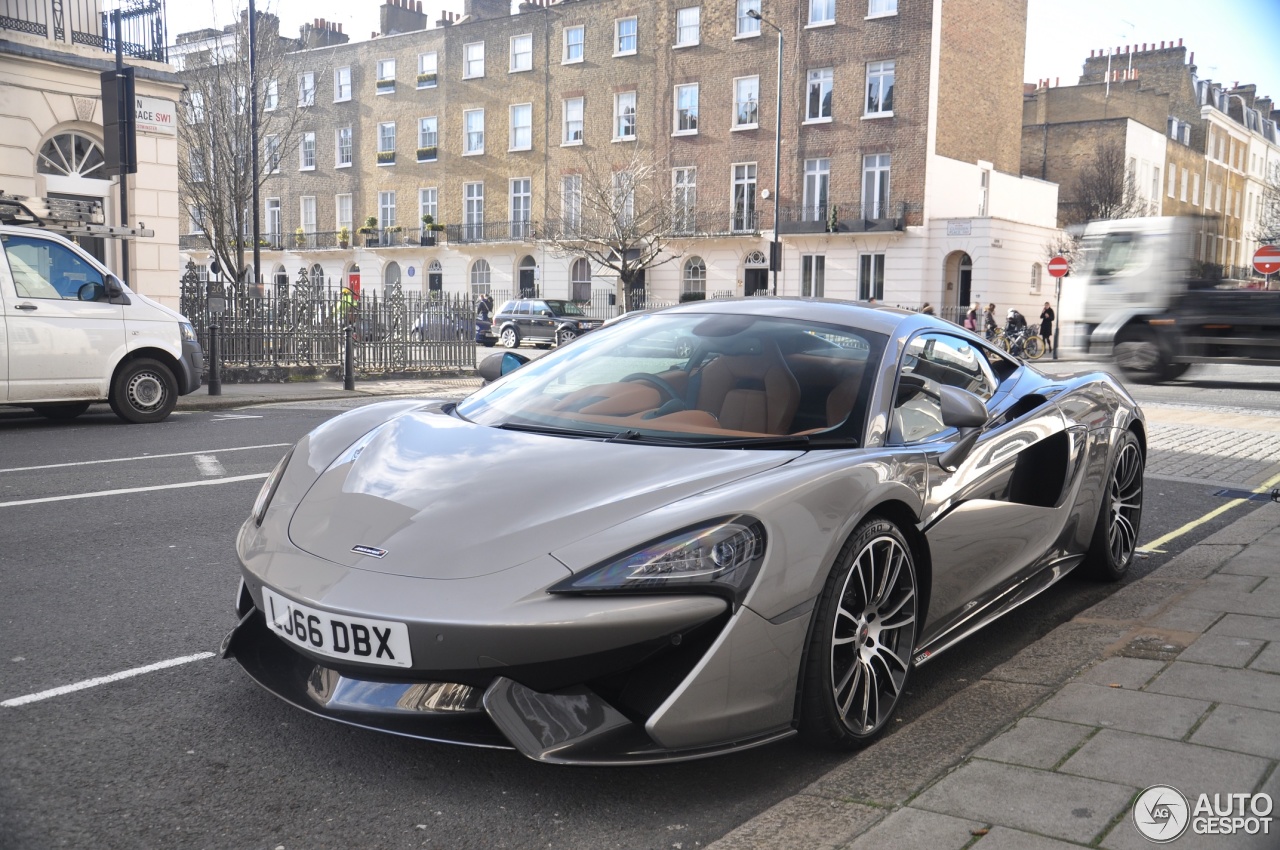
[1084,430,1144,581]
[499,327,520,349]
[799,518,919,749]
[556,328,578,346]
[1023,335,1045,360]
[1113,327,1169,383]
[109,358,178,424]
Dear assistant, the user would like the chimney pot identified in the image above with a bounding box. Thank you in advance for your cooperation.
[1055,77,1059,87]
[1178,38,1183,46]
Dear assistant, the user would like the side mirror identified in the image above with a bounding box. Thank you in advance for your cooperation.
[477,351,529,383]
[78,282,106,301]
[937,385,989,471]
[104,276,124,297]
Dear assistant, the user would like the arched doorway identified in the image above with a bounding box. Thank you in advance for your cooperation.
[36,131,110,263]
[743,250,769,296]
[427,259,443,293]
[383,261,401,295]
[944,251,973,311]
[517,255,537,297]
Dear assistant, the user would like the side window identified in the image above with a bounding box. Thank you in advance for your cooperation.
[892,332,997,444]
[2,234,104,300]
[516,301,531,316]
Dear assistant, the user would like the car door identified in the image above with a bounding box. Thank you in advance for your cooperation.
[514,301,533,339]
[0,232,125,402]
[886,331,1074,647]
[529,300,555,342]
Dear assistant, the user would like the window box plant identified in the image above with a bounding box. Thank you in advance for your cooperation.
[376,78,396,93]
[416,146,437,162]
[359,216,379,247]
[337,226,350,249]
[377,150,395,165]
[416,72,437,88]
[420,214,437,245]
[294,227,307,248]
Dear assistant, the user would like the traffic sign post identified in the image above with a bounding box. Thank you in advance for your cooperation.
[1048,256,1070,278]
[1048,255,1069,362]
[1253,245,1280,289]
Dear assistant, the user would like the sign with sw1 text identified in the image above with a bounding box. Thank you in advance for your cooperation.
[1048,256,1070,278]
[135,96,177,136]
[1253,244,1280,276]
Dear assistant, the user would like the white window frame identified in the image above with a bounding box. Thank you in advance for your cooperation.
[675,7,701,47]
[807,67,834,122]
[264,135,280,174]
[1168,165,1177,198]
[614,17,637,56]
[299,131,316,170]
[464,42,485,79]
[335,127,352,168]
[733,76,759,129]
[864,60,894,117]
[862,153,890,219]
[563,97,584,145]
[378,190,396,229]
[464,182,485,239]
[858,253,885,301]
[376,58,396,93]
[464,109,485,155]
[418,52,438,88]
[613,171,635,225]
[298,72,315,107]
[803,157,830,222]
[614,91,637,141]
[802,254,826,297]
[335,194,352,231]
[682,256,707,294]
[377,122,396,166]
[563,26,584,63]
[510,103,532,151]
[419,187,438,223]
[673,166,696,233]
[674,83,699,135]
[510,34,533,73]
[732,162,757,231]
[808,0,835,26]
[562,174,583,232]
[265,197,281,238]
[1181,169,1189,202]
[418,117,438,160]
[263,79,278,111]
[509,177,532,237]
[334,67,351,102]
[300,196,317,234]
[867,0,896,18]
[736,0,761,37]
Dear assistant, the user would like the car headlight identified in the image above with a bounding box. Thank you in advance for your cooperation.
[252,448,294,526]
[180,322,197,343]
[550,516,767,604]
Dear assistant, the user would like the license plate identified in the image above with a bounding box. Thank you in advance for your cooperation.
[262,587,413,668]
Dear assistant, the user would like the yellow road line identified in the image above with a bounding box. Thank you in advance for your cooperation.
[1137,470,1280,554]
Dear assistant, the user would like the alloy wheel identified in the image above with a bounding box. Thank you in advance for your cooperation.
[1107,441,1143,565]
[830,535,917,736]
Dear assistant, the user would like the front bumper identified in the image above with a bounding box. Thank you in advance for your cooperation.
[179,336,204,395]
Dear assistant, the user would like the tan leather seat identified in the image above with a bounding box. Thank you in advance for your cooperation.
[825,365,867,427]
[693,338,801,434]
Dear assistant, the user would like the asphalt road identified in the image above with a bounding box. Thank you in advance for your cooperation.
[1,362,1276,850]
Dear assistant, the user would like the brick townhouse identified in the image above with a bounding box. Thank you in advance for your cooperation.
[178,0,1060,320]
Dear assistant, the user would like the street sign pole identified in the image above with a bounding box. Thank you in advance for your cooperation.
[1047,255,1070,360]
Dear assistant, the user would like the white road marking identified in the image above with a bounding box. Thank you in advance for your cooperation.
[2,652,216,708]
[0,473,268,508]
[0,443,289,474]
[213,414,264,421]
[193,454,226,477]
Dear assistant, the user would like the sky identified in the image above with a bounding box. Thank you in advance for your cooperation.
[162,0,1280,101]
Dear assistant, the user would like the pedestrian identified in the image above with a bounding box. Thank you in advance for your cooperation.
[964,304,978,331]
[983,303,998,339]
[921,302,935,316]
[1039,301,1055,354]
[476,293,492,323]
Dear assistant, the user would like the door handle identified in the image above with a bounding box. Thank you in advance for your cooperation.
[15,303,38,311]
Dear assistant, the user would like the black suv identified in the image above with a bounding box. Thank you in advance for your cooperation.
[493,299,603,348]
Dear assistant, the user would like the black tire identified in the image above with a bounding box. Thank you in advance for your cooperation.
[33,402,91,421]
[1113,327,1171,383]
[109,358,178,424]
[799,517,919,749]
[556,328,578,346]
[1164,362,1191,380]
[500,327,520,349]
[1084,430,1144,582]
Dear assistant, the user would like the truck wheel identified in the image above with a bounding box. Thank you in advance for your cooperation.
[1113,327,1169,384]
[34,402,91,421]
[109,359,178,424]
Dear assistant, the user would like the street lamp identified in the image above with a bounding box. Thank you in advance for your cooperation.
[747,8,782,295]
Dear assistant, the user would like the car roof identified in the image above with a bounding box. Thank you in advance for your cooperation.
[628,297,923,337]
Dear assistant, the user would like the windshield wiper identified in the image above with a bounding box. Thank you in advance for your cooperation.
[494,421,615,439]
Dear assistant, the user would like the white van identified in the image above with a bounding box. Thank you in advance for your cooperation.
[0,220,203,423]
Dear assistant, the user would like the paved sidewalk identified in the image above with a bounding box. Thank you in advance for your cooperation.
[710,502,1280,850]
[174,375,482,410]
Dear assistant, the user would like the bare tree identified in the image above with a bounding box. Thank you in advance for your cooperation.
[177,10,303,289]
[1066,136,1148,225]
[1253,170,1280,249]
[541,149,679,311]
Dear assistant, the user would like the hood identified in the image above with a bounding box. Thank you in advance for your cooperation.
[288,409,799,580]
[129,288,189,322]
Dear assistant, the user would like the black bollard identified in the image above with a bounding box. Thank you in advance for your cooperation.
[344,323,355,390]
[208,322,222,396]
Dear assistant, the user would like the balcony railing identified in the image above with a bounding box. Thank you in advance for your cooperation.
[775,201,907,234]
[669,209,763,237]
[2,0,167,62]
[447,220,536,244]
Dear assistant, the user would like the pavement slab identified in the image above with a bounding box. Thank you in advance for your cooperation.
[1248,642,1280,673]
[1032,682,1211,738]
[1189,704,1280,759]
[703,795,884,850]
[971,718,1094,770]
[1178,634,1267,668]
[1146,661,1280,713]
[1208,613,1280,642]
[1175,588,1280,618]
[1151,544,1243,581]
[982,622,1130,687]
[1144,605,1223,634]
[911,760,1132,844]
[1059,729,1271,796]
[841,808,984,850]
[968,826,1093,850]
[1075,657,1166,689]
[1078,579,1191,623]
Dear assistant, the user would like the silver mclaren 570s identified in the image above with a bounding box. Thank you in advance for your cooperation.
[223,298,1145,765]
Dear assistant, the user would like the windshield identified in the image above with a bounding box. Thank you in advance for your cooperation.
[546,300,587,316]
[457,311,887,445]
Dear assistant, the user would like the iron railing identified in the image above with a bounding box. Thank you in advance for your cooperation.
[179,262,474,372]
[775,201,908,234]
[446,220,536,244]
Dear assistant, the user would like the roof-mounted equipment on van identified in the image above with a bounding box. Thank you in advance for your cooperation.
[0,192,154,239]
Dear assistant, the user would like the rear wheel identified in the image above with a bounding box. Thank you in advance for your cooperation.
[1113,327,1169,383]
[33,402,91,421]
[500,327,520,349]
[799,518,918,749]
[1022,335,1044,360]
[1085,430,1144,581]
[109,358,177,424]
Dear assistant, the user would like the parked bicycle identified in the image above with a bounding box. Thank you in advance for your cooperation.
[1001,325,1045,360]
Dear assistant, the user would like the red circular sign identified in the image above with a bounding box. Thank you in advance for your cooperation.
[1048,256,1070,278]
[1254,244,1280,276]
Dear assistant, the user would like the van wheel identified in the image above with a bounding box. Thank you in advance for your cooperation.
[109,358,178,424]
[34,402,91,421]
[1113,327,1169,383]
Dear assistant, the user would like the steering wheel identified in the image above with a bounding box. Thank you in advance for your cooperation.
[620,373,680,403]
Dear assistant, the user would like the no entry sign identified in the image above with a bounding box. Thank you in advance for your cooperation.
[1048,256,1070,277]
[1254,245,1280,276]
